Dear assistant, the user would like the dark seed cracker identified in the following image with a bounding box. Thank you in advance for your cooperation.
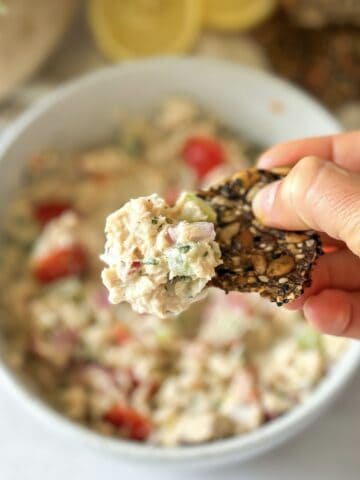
[198,168,323,306]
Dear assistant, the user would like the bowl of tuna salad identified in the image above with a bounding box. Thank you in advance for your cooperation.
[0,58,359,468]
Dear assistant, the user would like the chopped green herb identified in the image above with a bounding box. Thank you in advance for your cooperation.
[178,245,191,254]
[203,251,209,258]
[174,275,192,281]
[142,258,160,266]
[125,136,144,157]
[151,217,158,224]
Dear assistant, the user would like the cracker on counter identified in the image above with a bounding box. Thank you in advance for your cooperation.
[198,168,323,306]
[281,0,360,28]
[253,13,360,108]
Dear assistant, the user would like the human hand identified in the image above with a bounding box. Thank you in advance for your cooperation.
[252,132,360,339]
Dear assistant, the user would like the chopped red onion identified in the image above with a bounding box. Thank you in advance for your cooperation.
[190,222,216,241]
[168,222,215,244]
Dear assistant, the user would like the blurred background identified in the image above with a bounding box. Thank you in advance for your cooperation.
[0,3,359,479]
[0,0,359,131]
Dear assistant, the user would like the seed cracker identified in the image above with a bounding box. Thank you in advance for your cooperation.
[198,167,323,306]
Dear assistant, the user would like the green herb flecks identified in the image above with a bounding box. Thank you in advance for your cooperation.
[151,217,158,225]
[174,275,192,282]
[178,245,191,254]
[125,136,144,157]
[142,258,160,266]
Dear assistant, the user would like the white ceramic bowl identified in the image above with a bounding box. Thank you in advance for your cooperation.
[0,58,359,468]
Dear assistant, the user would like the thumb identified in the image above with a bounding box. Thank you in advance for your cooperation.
[253,156,360,257]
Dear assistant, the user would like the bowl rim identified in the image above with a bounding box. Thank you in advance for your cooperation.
[0,57,359,464]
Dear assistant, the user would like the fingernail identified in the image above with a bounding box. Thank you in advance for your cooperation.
[252,180,280,222]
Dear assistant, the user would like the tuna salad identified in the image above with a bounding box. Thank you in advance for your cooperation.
[101,193,221,317]
[0,98,348,446]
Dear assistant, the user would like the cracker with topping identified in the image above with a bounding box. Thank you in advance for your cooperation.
[199,168,323,306]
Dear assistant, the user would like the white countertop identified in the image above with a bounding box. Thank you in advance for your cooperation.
[0,370,359,480]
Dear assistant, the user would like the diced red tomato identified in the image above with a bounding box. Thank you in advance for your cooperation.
[34,201,72,226]
[182,136,225,179]
[104,404,152,441]
[111,324,131,344]
[131,261,141,269]
[33,244,88,283]
[323,245,338,254]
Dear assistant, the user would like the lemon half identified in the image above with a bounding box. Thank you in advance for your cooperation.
[88,0,203,61]
[204,0,278,31]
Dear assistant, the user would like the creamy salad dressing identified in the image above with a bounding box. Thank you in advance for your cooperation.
[0,98,348,446]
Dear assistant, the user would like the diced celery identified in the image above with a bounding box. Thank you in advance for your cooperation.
[166,247,193,277]
[297,328,323,351]
[155,327,173,344]
[175,192,217,223]
[178,245,191,254]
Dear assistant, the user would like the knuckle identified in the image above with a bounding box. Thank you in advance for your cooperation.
[288,156,325,201]
[280,156,327,228]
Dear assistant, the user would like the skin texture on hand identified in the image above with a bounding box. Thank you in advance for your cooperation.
[252,132,360,339]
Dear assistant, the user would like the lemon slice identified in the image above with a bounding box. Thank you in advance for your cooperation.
[204,0,278,31]
[88,0,203,61]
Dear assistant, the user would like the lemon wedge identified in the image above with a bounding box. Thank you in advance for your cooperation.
[204,0,278,31]
[88,0,203,61]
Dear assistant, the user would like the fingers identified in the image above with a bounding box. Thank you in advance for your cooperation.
[303,289,360,339]
[252,156,360,256]
[285,250,360,311]
[258,131,360,172]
